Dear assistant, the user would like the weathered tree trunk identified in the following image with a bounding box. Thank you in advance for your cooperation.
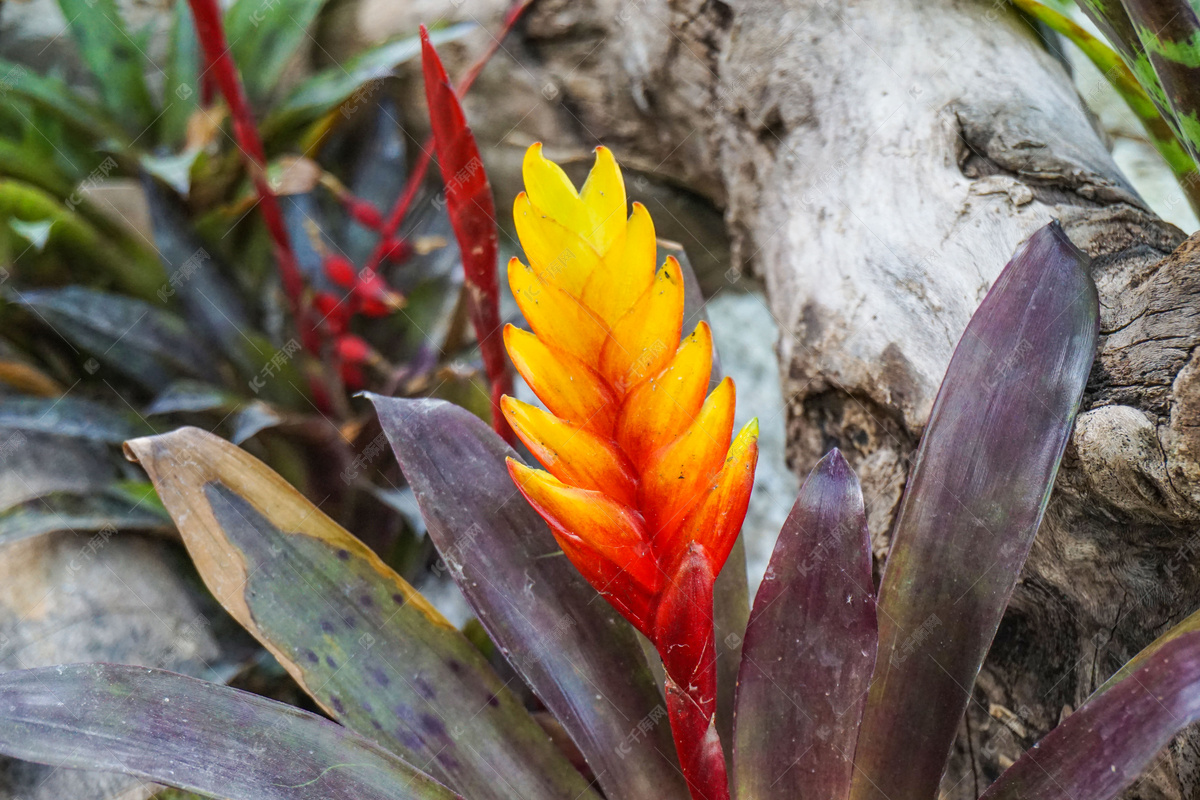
[428,0,1200,794]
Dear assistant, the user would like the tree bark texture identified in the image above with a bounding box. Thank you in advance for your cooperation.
[429,0,1200,795]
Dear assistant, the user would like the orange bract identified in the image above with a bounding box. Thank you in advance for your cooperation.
[503,143,758,635]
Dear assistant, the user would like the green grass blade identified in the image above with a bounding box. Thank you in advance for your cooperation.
[55,0,156,131]
[224,0,325,103]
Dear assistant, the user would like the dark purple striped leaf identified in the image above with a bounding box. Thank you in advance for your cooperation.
[367,395,689,800]
[848,222,1100,800]
[124,427,598,800]
[0,663,457,800]
[982,631,1200,800]
[733,449,876,800]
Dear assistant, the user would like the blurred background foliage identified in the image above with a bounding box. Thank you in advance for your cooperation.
[0,3,512,794]
[0,0,487,569]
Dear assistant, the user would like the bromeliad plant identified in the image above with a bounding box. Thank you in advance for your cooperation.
[5,143,1200,800]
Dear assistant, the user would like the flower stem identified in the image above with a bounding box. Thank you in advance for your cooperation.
[654,546,730,800]
[187,0,308,332]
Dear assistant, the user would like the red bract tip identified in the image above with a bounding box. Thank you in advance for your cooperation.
[307,374,333,414]
[335,334,372,365]
[323,254,357,288]
[345,197,384,230]
[340,362,366,391]
[379,237,411,263]
[421,27,514,445]
[354,271,402,317]
[300,326,322,357]
[312,292,350,334]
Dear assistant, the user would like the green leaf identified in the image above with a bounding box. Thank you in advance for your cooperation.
[225,0,327,103]
[125,427,602,800]
[0,178,164,299]
[0,487,170,546]
[0,138,76,197]
[1019,0,1200,214]
[162,0,201,145]
[55,0,156,130]
[0,664,460,800]
[1120,2,1200,165]
[0,57,126,145]
[265,23,475,137]
[8,218,53,251]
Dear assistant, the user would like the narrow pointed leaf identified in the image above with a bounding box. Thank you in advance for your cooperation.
[981,631,1200,800]
[55,0,155,128]
[0,430,114,510]
[1012,0,1200,210]
[369,395,690,800]
[125,427,599,800]
[734,449,876,800]
[0,57,125,144]
[142,178,255,373]
[421,28,512,442]
[162,0,200,145]
[1120,1,1200,165]
[265,23,474,136]
[0,663,458,800]
[849,222,1100,800]
[224,0,324,102]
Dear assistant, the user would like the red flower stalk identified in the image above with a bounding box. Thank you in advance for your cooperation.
[187,0,305,324]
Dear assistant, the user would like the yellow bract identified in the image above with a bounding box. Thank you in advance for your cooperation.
[502,143,758,633]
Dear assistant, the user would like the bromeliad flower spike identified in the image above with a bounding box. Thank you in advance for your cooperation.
[501,143,759,800]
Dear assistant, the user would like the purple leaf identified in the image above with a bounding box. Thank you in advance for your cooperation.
[982,631,1200,800]
[367,395,690,800]
[0,663,458,800]
[849,222,1100,800]
[733,449,876,800]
